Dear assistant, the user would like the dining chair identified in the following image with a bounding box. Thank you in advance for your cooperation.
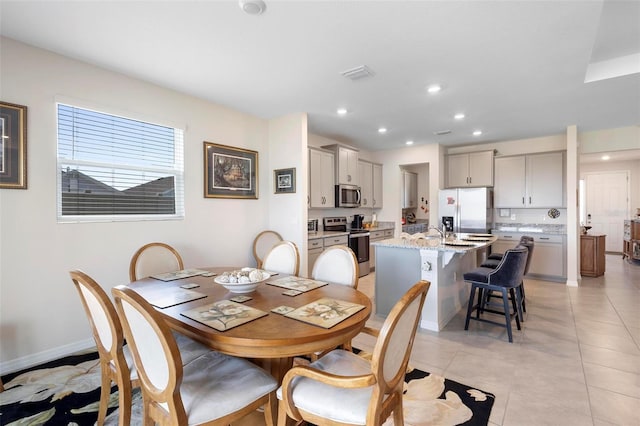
[277,280,430,426]
[69,270,139,426]
[111,285,278,426]
[129,242,184,282]
[463,246,529,342]
[252,230,283,268]
[262,240,300,276]
[309,245,359,360]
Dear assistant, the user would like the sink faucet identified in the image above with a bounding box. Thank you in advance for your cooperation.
[428,224,446,242]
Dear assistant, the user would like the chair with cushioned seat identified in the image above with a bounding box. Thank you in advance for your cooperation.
[129,242,184,282]
[262,240,300,276]
[112,285,278,426]
[253,230,283,269]
[482,238,534,320]
[277,280,430,426]
[464,247,528,342]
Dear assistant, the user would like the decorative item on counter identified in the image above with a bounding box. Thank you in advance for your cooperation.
[581,225,592,235]
[547,208,560,219]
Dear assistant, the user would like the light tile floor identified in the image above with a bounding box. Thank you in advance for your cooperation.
[236,254,640,425]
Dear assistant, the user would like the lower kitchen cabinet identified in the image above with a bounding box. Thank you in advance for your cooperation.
[307,234,349,276]
[580,234,606,277]
[491,232,566,281]
[369,228,394,271]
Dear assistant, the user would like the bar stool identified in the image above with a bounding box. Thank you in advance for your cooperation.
[464,246,528,342]
[482,237,534,320]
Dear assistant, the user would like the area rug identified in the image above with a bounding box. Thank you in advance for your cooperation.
[0,350,495,425]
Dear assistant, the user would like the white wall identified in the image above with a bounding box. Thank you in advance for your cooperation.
[0,38,304,370]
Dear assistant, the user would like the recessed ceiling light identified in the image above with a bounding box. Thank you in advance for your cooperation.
[406,140,414,145]
[337,108,348,115]
[454,113,465,120]
[601,155,610,160]
[427,85,441,94]
[239,0,266,15]
[473,130,482,136]
[378,127,387,134]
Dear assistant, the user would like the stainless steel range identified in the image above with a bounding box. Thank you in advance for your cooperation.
[323,216,370,277]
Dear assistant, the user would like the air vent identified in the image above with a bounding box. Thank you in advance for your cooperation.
[340,65,375,81]
[433,130,452,136]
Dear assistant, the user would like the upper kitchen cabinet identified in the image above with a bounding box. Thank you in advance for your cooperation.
[322,144,359,185]
[358,160,383,209]
[308,147,335,208]
[494,152,565,208]
[402,171,418,209]
[446,150,494,188]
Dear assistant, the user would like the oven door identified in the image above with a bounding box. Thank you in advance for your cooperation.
[349,232,370,276]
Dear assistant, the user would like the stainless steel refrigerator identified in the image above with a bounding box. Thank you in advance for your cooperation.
[438,187,493,233]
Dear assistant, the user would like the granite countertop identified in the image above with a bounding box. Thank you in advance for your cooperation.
[373,234,497,253]
[308,221,395,239]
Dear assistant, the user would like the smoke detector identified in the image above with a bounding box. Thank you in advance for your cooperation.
[239,0,266,15]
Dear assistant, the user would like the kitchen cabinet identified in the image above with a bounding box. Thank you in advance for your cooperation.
[446,150,494,188]
[402,171,418,209]
[307,234,350,276]
[580,234,606,277]
[369,228,394,271]
[308,148,335,208]
[322,144,359,185]
[491,232,566,281]
[358,160,383,209]
[494,152,564,208]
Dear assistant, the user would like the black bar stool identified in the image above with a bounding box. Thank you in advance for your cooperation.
[464,246,529,342]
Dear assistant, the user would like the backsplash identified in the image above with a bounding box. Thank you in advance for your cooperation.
[493,208,567,225]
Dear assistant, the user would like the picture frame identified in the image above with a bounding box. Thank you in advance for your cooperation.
[0,101,27,189]
[204,141,258,199]
[274,167,296,194]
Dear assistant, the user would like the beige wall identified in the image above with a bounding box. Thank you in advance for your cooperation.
[0,38,305,370]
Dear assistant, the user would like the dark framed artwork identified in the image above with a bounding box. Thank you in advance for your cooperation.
[204,141,258,199]
[0,101,27,189]
[274,168,296,194]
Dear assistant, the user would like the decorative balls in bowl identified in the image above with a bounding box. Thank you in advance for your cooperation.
[214,268,271,293]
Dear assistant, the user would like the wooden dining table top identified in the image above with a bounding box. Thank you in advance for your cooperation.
[126,267,372,360]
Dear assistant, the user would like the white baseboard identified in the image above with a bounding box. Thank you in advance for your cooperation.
[1,338,96,376]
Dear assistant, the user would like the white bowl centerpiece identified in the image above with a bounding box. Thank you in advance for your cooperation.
[214,267,271,293]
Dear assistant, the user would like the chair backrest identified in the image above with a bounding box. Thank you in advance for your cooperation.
[311,245,359,288]
[369,280,430,419]
[112,285,187,423]
[262,240,300,275]
[252,230,283,268]
[129,242,184,281]
[517,239,535,275]
[69,270,130,381]
[488,247,528,287]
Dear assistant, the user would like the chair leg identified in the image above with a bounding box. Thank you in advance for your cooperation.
[520,281,527,312]
[501,288,513,343]
[515,285,524,322]
[464,284,478,330]
[510,288,521,331]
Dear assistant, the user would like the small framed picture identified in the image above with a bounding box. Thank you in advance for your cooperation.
[0,101,28,189]
[274,167,296,194]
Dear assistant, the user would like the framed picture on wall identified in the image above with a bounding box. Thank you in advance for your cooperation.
[274,168,296,194]
[204,141,258,199]
[0,101,27,189]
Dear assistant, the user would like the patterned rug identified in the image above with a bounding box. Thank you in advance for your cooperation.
[0,350,495,425]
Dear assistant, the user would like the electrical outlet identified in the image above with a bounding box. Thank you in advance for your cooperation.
[511,214,516,220]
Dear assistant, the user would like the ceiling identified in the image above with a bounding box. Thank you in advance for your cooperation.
[1,0,638,152]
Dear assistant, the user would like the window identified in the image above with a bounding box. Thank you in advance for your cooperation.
[57,103,184,222]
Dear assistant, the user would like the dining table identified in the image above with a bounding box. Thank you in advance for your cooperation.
[125,266,372,382]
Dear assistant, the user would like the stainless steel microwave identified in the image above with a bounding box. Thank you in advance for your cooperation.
[335,184,361,208]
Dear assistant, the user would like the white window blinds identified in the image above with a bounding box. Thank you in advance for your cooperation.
[57,103,184,222]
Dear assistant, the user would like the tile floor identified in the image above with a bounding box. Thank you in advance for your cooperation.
[237,254,640,425]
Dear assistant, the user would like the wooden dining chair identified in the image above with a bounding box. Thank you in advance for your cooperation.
[277,280,430,426]
[252,230,283,268]
[129,242,184,282]
[69,270,139,426]
[111,285,278,426]
[262,240,300,276]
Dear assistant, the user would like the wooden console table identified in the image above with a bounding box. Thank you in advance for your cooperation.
[580,234,606,277]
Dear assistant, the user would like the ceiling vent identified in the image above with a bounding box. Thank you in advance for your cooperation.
[340,65,375,81]
[434,130,452,136]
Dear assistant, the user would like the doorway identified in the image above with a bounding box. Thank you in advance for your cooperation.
[583,171,630,253]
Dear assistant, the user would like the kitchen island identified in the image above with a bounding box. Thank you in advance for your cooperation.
[373,234,496,331]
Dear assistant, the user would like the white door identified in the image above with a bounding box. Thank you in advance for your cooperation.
[585,171,630,252]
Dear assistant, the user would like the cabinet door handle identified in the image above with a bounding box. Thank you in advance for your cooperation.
[540,237,550,240]
[522,197,525,205]
[504,236,513,239]
[529,196,532,204]
[348,175,351,182]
